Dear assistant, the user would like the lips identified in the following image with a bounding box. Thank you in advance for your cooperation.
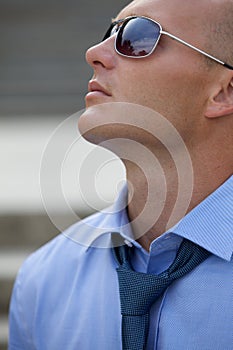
[88,81,111,97]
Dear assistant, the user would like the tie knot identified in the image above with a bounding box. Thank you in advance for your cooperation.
[117,266,170,315]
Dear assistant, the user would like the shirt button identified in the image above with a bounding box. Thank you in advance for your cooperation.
[124,239,133,247]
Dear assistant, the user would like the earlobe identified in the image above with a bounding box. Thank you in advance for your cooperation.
[205,79,233,118]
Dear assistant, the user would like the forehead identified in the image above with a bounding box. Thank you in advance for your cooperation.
[117,0,211,33]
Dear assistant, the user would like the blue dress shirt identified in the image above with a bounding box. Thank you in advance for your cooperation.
[9,176,233,350]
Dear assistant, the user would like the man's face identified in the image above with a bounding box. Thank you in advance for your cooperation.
[79,0,217,147]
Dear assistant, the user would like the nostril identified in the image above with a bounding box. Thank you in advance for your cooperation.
[85,40,116,70]
[93,60,106,68]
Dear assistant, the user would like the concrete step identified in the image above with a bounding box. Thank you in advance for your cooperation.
[0,116,125,216]
[0,214,59,248]
[0,316,8,350]
[0,249,31,279]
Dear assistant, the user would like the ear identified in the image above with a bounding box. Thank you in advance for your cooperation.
[205,78,233,118]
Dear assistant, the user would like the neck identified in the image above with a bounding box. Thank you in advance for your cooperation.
[124,145,231,251]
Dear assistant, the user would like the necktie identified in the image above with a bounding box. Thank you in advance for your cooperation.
[114,239,210,350]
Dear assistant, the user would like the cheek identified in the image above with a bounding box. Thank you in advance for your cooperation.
[117,66,173,114]
[117,66,157,106]
[118,61,207,118]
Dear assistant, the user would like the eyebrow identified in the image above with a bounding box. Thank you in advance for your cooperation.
[111,12,152,23]
[111,12,137,23]
[111,18,124,25]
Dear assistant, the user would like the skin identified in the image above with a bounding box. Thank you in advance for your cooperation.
[78,0,233,251]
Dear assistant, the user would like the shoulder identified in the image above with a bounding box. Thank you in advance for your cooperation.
[19,209,111,279]
[11,210,117,315]
[9,212,118,348]
[15,207,120,295]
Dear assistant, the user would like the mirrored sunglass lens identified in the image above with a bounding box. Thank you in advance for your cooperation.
[116,17,160,57]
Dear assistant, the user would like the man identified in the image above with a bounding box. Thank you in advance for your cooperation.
[9,0,233,349]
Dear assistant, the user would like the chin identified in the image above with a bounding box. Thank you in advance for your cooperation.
[78,104,111,146]
[78,102,169,153]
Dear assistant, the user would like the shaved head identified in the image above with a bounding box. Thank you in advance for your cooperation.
[202,0,233,66]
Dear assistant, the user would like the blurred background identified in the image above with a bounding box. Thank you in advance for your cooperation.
[0,0,129,347]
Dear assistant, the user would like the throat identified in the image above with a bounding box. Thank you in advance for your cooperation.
[124,159,180,250]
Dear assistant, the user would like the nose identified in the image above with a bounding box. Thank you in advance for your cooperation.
[85,37,116,70]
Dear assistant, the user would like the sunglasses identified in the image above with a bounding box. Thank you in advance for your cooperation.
[103,16,233,70]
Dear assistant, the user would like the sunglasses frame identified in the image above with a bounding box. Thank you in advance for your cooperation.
[104,16,233,70]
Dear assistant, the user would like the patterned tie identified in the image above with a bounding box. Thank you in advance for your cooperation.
[114,239,210,350]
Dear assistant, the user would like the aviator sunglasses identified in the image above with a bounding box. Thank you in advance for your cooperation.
[103,16,233,70]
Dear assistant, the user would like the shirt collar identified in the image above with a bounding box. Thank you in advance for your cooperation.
[167,175,233,261]
[69,176,233,260]
[66,183,134,250]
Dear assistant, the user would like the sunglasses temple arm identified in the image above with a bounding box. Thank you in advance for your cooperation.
[223,62,233,70]
[161,30,233,70]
